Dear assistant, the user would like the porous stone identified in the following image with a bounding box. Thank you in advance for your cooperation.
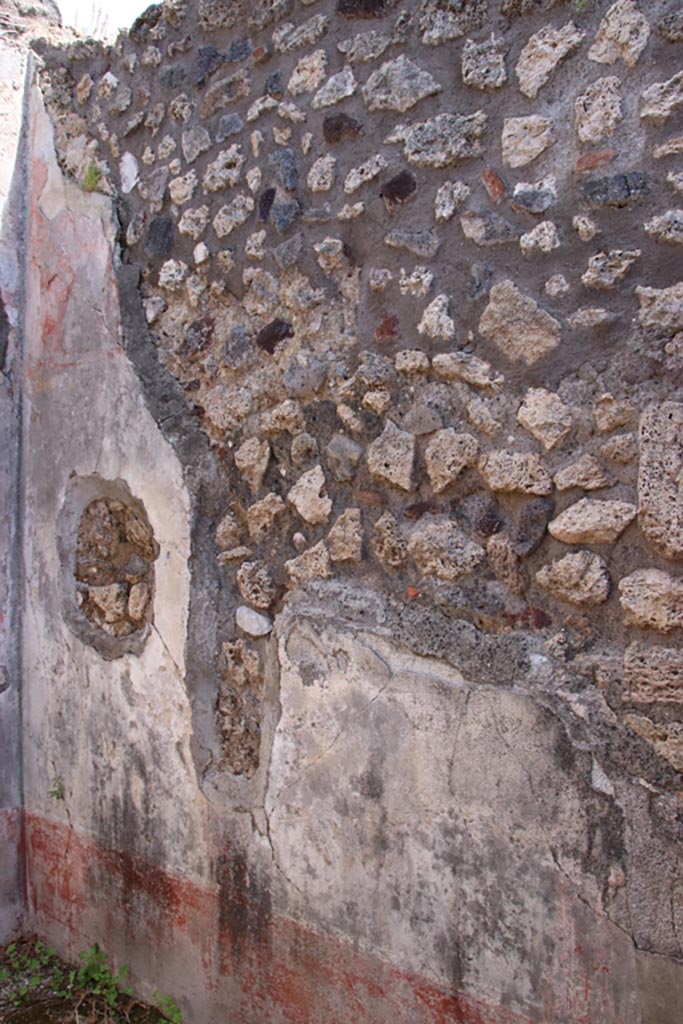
[287,465,332,525]
[247,494,285,542]
[324,434,363,482]
[344,154,387,193]
[478,280,561,365]
[203,146,245,193]
[636,283,683,332]
[178,206,210,240]
[545,275,569,297]
[659,8,683,43]
[369,268,393,291]
[511,175,557,214]
[307,154,336,192]
[158,259,188,291]
[236,560,277,609]
[399,267,433,297]
[338,28,392,63]
[169,170,197,205]
[395,350,430,375]
[408,516,484,582]
[181,126,211,164]
[486,534,528,595]
[385,229,440,259]
[371,511,407,568]
[589,0,650,68]
[386,112,487,168]
[480,451,553,495]
[262,399,305,435]
[619,569,683,632]
[581,250,640,290]
[549,498,636,544]
[367,421,415,492]
[460,210,517,246]
[575,77,623,145]
[236,606,273,637]
[424,430,479,492]
[216,512,242,551]
[362,55,441,113]
[600,433,638,464]
[418,295,455,340]
[519,221,560,256]
[594,394,633,434]
[273,13,328,53]
[624,643,683,703]
[432,352,503,391]
[328,508,363,562]
[290,432,318,466]
[461,34,507,91]
[502,116,554,168]
[554,455,610,492]
[213,194,255,237]
[517,389,572,451]
[200,70,251,120]
[234,438,270,495]
[435,180,470,221]
[536,552,611,607]
[418,0,487,46]
[644,210,683,245]
[289,50,327,94]
[638,402,683,561]
[568,307,616,330]
[311,66,357,109]
[573,214,599,241]
[284,540,333,585]
[640,72,683,124]
[515,21,583,99]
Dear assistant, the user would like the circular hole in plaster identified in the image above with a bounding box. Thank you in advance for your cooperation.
[58,475,159,659]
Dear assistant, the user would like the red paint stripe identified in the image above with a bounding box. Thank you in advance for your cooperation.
[24,814,539,1024]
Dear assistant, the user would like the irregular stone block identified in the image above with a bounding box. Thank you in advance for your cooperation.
[511,174,557,214]
[480,451,553,495]
[338,29,392,63]
[367,420,415,491]
[408,516,484,581]
[460,210,517,246]
[212,194,255,238]
[328,508,363,563]
[288,49,327,95]
[234,437,271,495]
[515,21,583,99]
[581,250,640,290]
[575,77,623,145]
[385,228,440,259]
[624,643,683,703]
[362,55,441,113]
[285,540,332,585]
[273,14,328,53]
[344,153,387,193]
[548,498,636,544]
[478,280,561,365]
[641,71,683,123]
[619,569,683,632]
[537,551,610,606]
[519,221,560,256]
[638,402,683,560]
[636,283,683,331]
[554,455,610,492]
[236,606,273,637]
[372,511,407,568]
[501,116,554,168]
[517,388,572,451]
[424,429,479,493]
[589,0,650,68]
[419,0,487,46]
[461,33,507,90]
[237,560,277,609]
[386,111,487,168]
[323,112,362,144]
[435,180,470,220]
[287,465,332,525]
[418,294,454,339]
[644,210,683,245]
[311,66,357,109]
[432,352,503,391]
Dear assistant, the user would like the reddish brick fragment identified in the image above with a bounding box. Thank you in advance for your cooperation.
[482,167,506,205]
[574,149,617,173]
[374,314,399,344]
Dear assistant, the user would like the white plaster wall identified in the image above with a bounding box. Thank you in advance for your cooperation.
[21,86,210,883]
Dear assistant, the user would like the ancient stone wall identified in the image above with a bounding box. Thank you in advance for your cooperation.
[5,0,683,1020]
